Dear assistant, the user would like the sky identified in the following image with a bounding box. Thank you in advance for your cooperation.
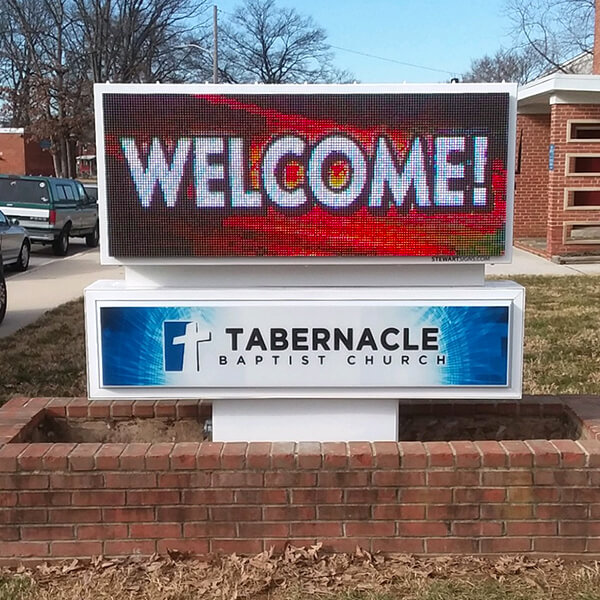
[213,0,514,83]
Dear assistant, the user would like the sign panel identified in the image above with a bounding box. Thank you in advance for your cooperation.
[96,83,516,264]
[85,283,524,399]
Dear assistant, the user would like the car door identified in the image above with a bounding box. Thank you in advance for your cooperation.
[74,182,96,232]
[0,211,19,263]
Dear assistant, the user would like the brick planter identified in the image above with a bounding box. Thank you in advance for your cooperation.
[0,395,600,563]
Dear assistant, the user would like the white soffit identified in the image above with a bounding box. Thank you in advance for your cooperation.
[518,74,600,112]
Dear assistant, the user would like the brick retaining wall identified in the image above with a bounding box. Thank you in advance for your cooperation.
[1,396,600,562]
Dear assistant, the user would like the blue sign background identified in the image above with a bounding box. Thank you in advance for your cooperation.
[99,304,509,388]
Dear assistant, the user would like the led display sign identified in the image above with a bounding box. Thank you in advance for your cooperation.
[96,84,515,262]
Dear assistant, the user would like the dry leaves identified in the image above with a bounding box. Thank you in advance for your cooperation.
[2,547,597,600]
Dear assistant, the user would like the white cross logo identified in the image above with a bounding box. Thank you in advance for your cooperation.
[171,322,212,371]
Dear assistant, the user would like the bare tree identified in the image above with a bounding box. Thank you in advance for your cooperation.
[0,0,211,176]
[0,0,90,176]
[461,47,544,84]
[0,0,353,175]
[506,0,595,72]
[72,0,210,83]
[218,0,352,83]
[0,9,36,127]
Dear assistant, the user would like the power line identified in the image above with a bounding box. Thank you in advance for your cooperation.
[329,44,457,76]
[213,6,458,77]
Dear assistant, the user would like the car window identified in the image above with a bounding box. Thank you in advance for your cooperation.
[55,184,75,204]
[55,185,66,202]
[0,212,7,226]
[84,185,98,202]
[75,182,88,204]
[0,178,50,205]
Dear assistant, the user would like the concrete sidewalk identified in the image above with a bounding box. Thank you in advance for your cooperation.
[1,246,599,339]
[486,248,600,276]
[1,249,124,339]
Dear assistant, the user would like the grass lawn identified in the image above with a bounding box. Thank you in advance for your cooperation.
[0,275,599,405]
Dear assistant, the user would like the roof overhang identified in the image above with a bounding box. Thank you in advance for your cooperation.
[518,74,600,114]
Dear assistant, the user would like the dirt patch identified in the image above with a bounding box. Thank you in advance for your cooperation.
[27,412,579,444]
[398,414,578,441]
[28,417,206,443]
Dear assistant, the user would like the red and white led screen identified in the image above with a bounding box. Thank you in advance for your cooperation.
[98,85,514,261]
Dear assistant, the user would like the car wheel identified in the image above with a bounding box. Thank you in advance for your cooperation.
[0,268,6,325]
[52,225,70,256]
[16,240,30,272]
[85,221,99,248]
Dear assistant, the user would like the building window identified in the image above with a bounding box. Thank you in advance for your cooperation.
[564,188,600,209]
[565,154,600,176]
[568,120,600,142]
[563,222,600,244]
[515,130,522,174]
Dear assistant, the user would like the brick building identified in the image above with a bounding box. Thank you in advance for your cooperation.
[513,0,600,259]
[515,75,600,258]
[0,128,54,177]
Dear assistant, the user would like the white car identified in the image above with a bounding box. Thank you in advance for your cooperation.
[0,209,30,271]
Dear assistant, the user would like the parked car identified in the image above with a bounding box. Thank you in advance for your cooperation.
[0,209,30,271]
[0,175,99,256]
[0,258,6,325]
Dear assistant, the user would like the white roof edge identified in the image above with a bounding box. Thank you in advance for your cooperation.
[0,127,24,134]
[519,73,600,101]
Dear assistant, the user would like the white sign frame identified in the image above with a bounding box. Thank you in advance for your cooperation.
[94,82,517,267]
[85,280,524,400]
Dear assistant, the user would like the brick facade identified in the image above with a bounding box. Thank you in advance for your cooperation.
[547,103,600,256]
[515,79,600,257]
[2,396,600,562]
[24,135,55,176]
[0,130,54,176]
[0,131,26,175]
[514,114,551,238]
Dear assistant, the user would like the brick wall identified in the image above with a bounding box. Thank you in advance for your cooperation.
[547,103,600,256]
[0,132,54,176]
[0,132,26,175]
[24,136,54,177]
[1,396,600,563]
[514,113,551,239]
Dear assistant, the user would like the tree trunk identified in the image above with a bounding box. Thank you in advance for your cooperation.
[66,138,74,178]
[58,137,67,178]
[51,150,60,179]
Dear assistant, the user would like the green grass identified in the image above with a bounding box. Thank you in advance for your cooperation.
[0,576,32,600]
[0,298,86,405]
[277,576,600,600]
[515,275,600,395]
[5,571,599,600]
[0,275,599,405]
[417,580,539,600]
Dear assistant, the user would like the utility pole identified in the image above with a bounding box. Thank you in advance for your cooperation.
[213,5,218,84]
